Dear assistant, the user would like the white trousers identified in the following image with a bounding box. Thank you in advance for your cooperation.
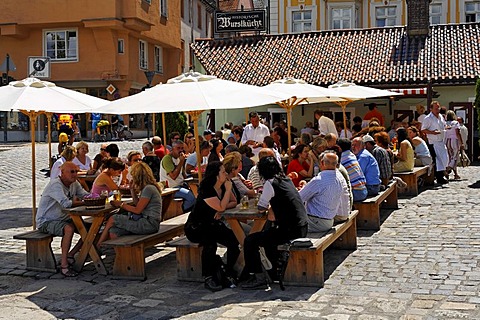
[432,140,449,171]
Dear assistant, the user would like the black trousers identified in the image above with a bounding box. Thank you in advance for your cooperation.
[185,221,240,278]
[243,223,308,274]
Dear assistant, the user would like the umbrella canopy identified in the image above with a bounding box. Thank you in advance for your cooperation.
[0,77,107,113]
[0,77,108,229]
[97,71,291,114]
[97,71,291,180]
[327,81,402,133]
[264,78,346,156]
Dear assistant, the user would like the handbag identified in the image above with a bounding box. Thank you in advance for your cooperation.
[458,149,470,167]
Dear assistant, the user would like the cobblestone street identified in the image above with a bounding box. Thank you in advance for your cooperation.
[1,141,480,319]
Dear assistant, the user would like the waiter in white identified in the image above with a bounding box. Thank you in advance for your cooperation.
[421,101,449,184]
[241,111,270,161]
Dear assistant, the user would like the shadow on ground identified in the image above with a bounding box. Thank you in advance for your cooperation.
[0,207,34,230]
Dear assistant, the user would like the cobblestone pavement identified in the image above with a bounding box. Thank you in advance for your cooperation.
[1,141,480,319]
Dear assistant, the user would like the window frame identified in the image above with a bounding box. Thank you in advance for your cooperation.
[430,0,447,25]
[160,0,168,18]
[464,1,480,22]
[43,29,79,62]
[154,45,163,74]
[117,39,125,54]
[286,5,317,33]
[139,40,148,70]
[292,9,313,32]
[374,5,398,27]
[329,5,354,30]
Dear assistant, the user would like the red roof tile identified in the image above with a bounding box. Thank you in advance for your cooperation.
[192,23,480,87]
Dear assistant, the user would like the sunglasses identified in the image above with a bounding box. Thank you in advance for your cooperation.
[187,136,194,139]
[100,148,106,151]
[69,170,79,174]
[133,159,143,162]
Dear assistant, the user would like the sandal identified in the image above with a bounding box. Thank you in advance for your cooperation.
[60,266,78,277]
[67,256,75,266]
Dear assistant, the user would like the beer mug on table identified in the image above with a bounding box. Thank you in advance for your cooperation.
[112,190,122,202]
[241,195,249,209]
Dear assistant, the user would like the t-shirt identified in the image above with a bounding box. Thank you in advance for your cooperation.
[154,145,168,160]
[139,184,162,222]
[73,156,92,171]
[160,154,184,187]
[287,159,310,187]
[186,185,224,226]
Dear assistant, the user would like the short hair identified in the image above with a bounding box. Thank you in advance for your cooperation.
[300,132,313,145]
[103,157,126,171]
[337,138,352,153]
[75,141,89,152]
[325,133,337,143]
[127,150,142,162]
[319,151,338,167]
[407,126,419,136]
[374,131,390,148]
[142,141,154,152]
[258,156,283,180]
[200,141,213,151]
[314,109,323,117]
[368,103,377,111]
[214,130,223,139]
[353,116,362,123]
[258,148,274,160]
[151,136,162,146]
[225,144,239,154]
[171,139,184,148]
[249,111,259,119]
[105,144,119,157]
[61,145,77,161]
[311,137,327,150]
[263,136,275,148]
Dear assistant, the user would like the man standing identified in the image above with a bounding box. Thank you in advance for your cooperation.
[421,101,449,184]
[314,110,337,136]
[457,117,468,153]
[36,162,89,277]
[160,140,195,212]
[241,112,270,158]
[363,103,385,126]
[299,152,351,233]
[362,134,392,187]
[351,137,381,196]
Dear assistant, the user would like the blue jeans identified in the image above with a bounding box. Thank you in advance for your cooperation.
[366,184,380,197]
[352,188,368,202]
[174,188,196,212]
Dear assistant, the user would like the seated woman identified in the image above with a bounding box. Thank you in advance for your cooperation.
[90,157,125,195]
[51,146,77,180]
[393,127,415,173]
[287,144,314,187]
[184,161,240,292]
[73,141,94,173]
[407,126,432,166]
[223,152,256,203]
[97,162,162,246]
[92,143,108,173]
[120,151,143,185]
[208,138,224,163]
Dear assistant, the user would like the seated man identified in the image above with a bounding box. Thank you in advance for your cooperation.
[36,161,89,277]
[247,148,275,191]
[351,137,381,196]
[337,138,368,202]
[152,136,168,161]
[299,152,351,233]
[185,141,211,174]
[362,134,392,186]
[160,140,196,212]
[241,156,308,290]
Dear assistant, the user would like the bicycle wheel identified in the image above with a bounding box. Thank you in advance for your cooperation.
[123,130,133,140]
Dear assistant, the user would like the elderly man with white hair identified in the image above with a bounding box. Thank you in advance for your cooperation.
[351,136,381,196]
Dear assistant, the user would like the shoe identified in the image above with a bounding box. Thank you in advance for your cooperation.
[204,276,222,292]
[241,273,269,290]
[60,266,78,277]
[437,177,449,185]
[454,175,461,180]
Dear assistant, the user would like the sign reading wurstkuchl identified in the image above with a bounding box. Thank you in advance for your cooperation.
[215,10,266,33]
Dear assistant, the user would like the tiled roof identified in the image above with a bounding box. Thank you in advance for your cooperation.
[218,0,252,12]
[192,23,480,87]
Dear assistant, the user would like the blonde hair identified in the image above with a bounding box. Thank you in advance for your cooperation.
[61,145,77,161]
[130,162,162,195]
[223,152,242,174]
[75,141,89,152]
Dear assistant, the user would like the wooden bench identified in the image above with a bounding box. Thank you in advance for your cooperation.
[279,210,358,287]
[353,180,398,230]
[394,165,434,196]
[101,213,188,280]
[168,210,359,288]
[13,230,57,273]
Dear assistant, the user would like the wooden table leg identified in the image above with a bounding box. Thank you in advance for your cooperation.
[71,216,107,275]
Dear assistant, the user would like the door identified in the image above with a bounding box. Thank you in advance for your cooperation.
[449,102,474,160]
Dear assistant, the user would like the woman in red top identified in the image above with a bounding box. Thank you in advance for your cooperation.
[287,144,314,187]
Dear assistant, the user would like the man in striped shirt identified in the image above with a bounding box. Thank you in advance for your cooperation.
[337,139,368,202]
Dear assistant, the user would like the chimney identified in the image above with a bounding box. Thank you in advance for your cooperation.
[406,0,432,36]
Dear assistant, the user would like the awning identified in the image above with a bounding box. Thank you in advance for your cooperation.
[389,88,427,95]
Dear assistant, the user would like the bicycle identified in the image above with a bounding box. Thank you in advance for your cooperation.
[94,121,112,142]
[116,123,133,140]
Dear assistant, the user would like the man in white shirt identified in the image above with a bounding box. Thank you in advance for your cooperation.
[421,101,449,184]
[457,117,468,151]
[314,109,337,136]
[241,112,270,158]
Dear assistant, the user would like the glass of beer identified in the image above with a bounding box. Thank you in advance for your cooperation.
[241,195,249,209]
[113,190,122,202]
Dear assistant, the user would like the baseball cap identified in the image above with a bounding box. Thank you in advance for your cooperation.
[362,134,375,144]
[203,129,213,136]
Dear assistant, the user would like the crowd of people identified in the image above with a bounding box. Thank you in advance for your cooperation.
[36,104,467,286]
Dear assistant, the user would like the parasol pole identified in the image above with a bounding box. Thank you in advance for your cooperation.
[334,99,353,138]
[277,97,306,159]
[244,108,249,124]
[162,113,167,144]
[21,110,40,229]
[186,110,204,181]
[46,112,52,166]
[152,113,156,136]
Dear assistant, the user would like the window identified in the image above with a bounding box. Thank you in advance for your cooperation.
[44,30,78,61]
[375,6,396,27]
[139,40,148,70]
[154,46,163,74]
[197,3,202,29]
[292,10,312,32]
[430,3,443,25]
[465,1,480,22]
[144,0,151,4]
[160,0,168,18]
[117,39,124,54]
[331,8,351,29]
[181,0,184,19]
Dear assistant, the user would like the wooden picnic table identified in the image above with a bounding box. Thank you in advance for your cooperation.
[62,204,118,275]
[222,199,267,274]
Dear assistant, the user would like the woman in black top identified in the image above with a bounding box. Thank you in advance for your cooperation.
[184,161,240,292]
[241,156,308,290]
